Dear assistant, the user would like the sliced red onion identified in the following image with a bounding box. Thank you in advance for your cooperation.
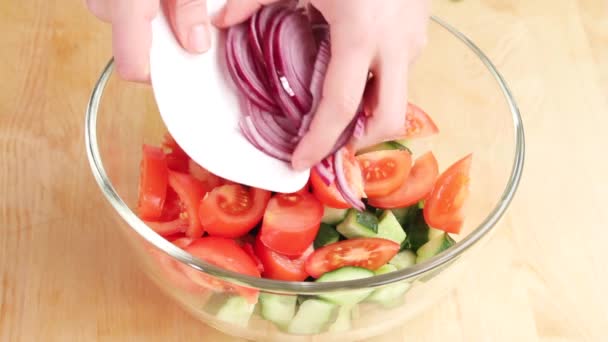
[314,157,335,186]
[243,116,293,162]
[272,11,316,113]
[273,115,299,135]
[262,8,303,121]
[248,101,296,152]
[297,38,330,138]
[239,118,262,150]
[226,23,278,112]
[353,113,366,139]
[333,149,365,210]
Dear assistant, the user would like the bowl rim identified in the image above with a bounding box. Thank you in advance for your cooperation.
[85,15,525,294]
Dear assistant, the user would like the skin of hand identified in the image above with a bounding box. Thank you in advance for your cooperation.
[87,0,429,171]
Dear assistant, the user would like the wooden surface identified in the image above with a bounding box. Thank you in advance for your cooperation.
[1,0,607,341]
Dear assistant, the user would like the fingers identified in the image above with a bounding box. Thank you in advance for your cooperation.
[292,35,372,170]
[167,0,211,53]
[112,0,159,82]
[356,57,409,149]
[213,0,277,28]
[86,0,112,22]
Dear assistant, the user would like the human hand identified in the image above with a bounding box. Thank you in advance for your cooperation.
[86,0,212,82]
[215,0,430,170]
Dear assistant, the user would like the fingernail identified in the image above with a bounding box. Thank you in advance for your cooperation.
[189,24,210,53]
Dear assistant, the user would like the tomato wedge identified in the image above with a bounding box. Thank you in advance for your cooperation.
[168,171,207,238]
[242,242,265,274]
[158,187,182,221]
[403,103,439,140]
[368,151,439,208]
[260,192,323,256]
[424,154,472,234]
[145,217,189,236]
[180,237,261,302]
[254,235,312,281]
[357,150,412,198]
[188,159,223,191]
[199,184,271,238]
[151,237,205,293]
[305,238,400,278]
[137,145,169,220]
[162,133,189,172]
[311,152,365,209]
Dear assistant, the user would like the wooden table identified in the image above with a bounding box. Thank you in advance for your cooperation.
[1,0,607,341]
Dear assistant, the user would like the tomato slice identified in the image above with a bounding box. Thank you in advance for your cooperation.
[188,159,223,191]
[158,187,182,221]
[162,133,189,172]
[305,238,400,278]
[311,152,365,209]
[403,103,439,140]
[368,151,439,208]
[199,184,271,238]
[260,192,323,256]
[138,145,169,221]
[242,242,265,274]
[254,235,312,281]
[151,237,205,293]
[180,237,261,302]
[168,171,207,238]
[357,150,412,198]
[424,154,472,234]
[145,217,189,236]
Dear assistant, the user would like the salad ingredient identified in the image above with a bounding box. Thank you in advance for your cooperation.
[333,148,366,210]
[199,184,271,238]
[357,150,413,198]
[313,223,340,249]
[424,154,472,233]
[260,192,323,256]
[214,296,256,327]
[415,232,456,263]
[188,159,223,191]
[305,238,400,278]
[316,267,374,305]
[375,210,407,244]
[401,103,440,141]
[167,171,207,237]
[259,293,298,328]
[336,209,378,239]
[254,235,312,281]
[368,152,439,209]
[138,145,168,220]
[287,299,336,335]
[321,206,348,225]
[389,250,417,270]
[366,264,411,307]
[145,217,189,237]
[328,305,354,332]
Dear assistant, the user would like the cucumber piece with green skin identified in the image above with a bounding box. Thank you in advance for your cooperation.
[336,210,378,239]
[400,207,443,251]
[287,299,336,335]
[390,207,411,226]
[322,206,348,225]
[356,141,411,155]
[376,210,407,244]
[314,223,341,249]
[316,267,375,305]
[259,293,297,328]
[389,249,417,269]
[214,296,256,327]
[366,264,411,308]
[416,233,456,263]
[328,305,353,332]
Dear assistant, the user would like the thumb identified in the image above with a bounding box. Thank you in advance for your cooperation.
[167,0,211,53]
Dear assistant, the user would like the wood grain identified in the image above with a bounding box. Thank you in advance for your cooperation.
[1,0,607,341]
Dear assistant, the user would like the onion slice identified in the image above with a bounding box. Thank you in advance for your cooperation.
[333,148,365,210]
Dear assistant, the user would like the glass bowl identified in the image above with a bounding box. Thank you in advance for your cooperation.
[85,16,524,342]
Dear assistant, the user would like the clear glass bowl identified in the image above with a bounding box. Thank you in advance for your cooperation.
[85,16,524,342]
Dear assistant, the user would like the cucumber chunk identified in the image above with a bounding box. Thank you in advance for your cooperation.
[328,305,353,332]
[314,224,341,249]
[357,141,411,155]
[336,210,378,239]
[287,299,336,335]
[214,296,255,327]
[366,264,411,307]
[400,207,437,251]
[390,207,411,226]
[376,210,407,244]
[389,249,417,269]
[316,267,375,305]
[416,232,456,263]
[259,293,297,328]
[322,206,348,225]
